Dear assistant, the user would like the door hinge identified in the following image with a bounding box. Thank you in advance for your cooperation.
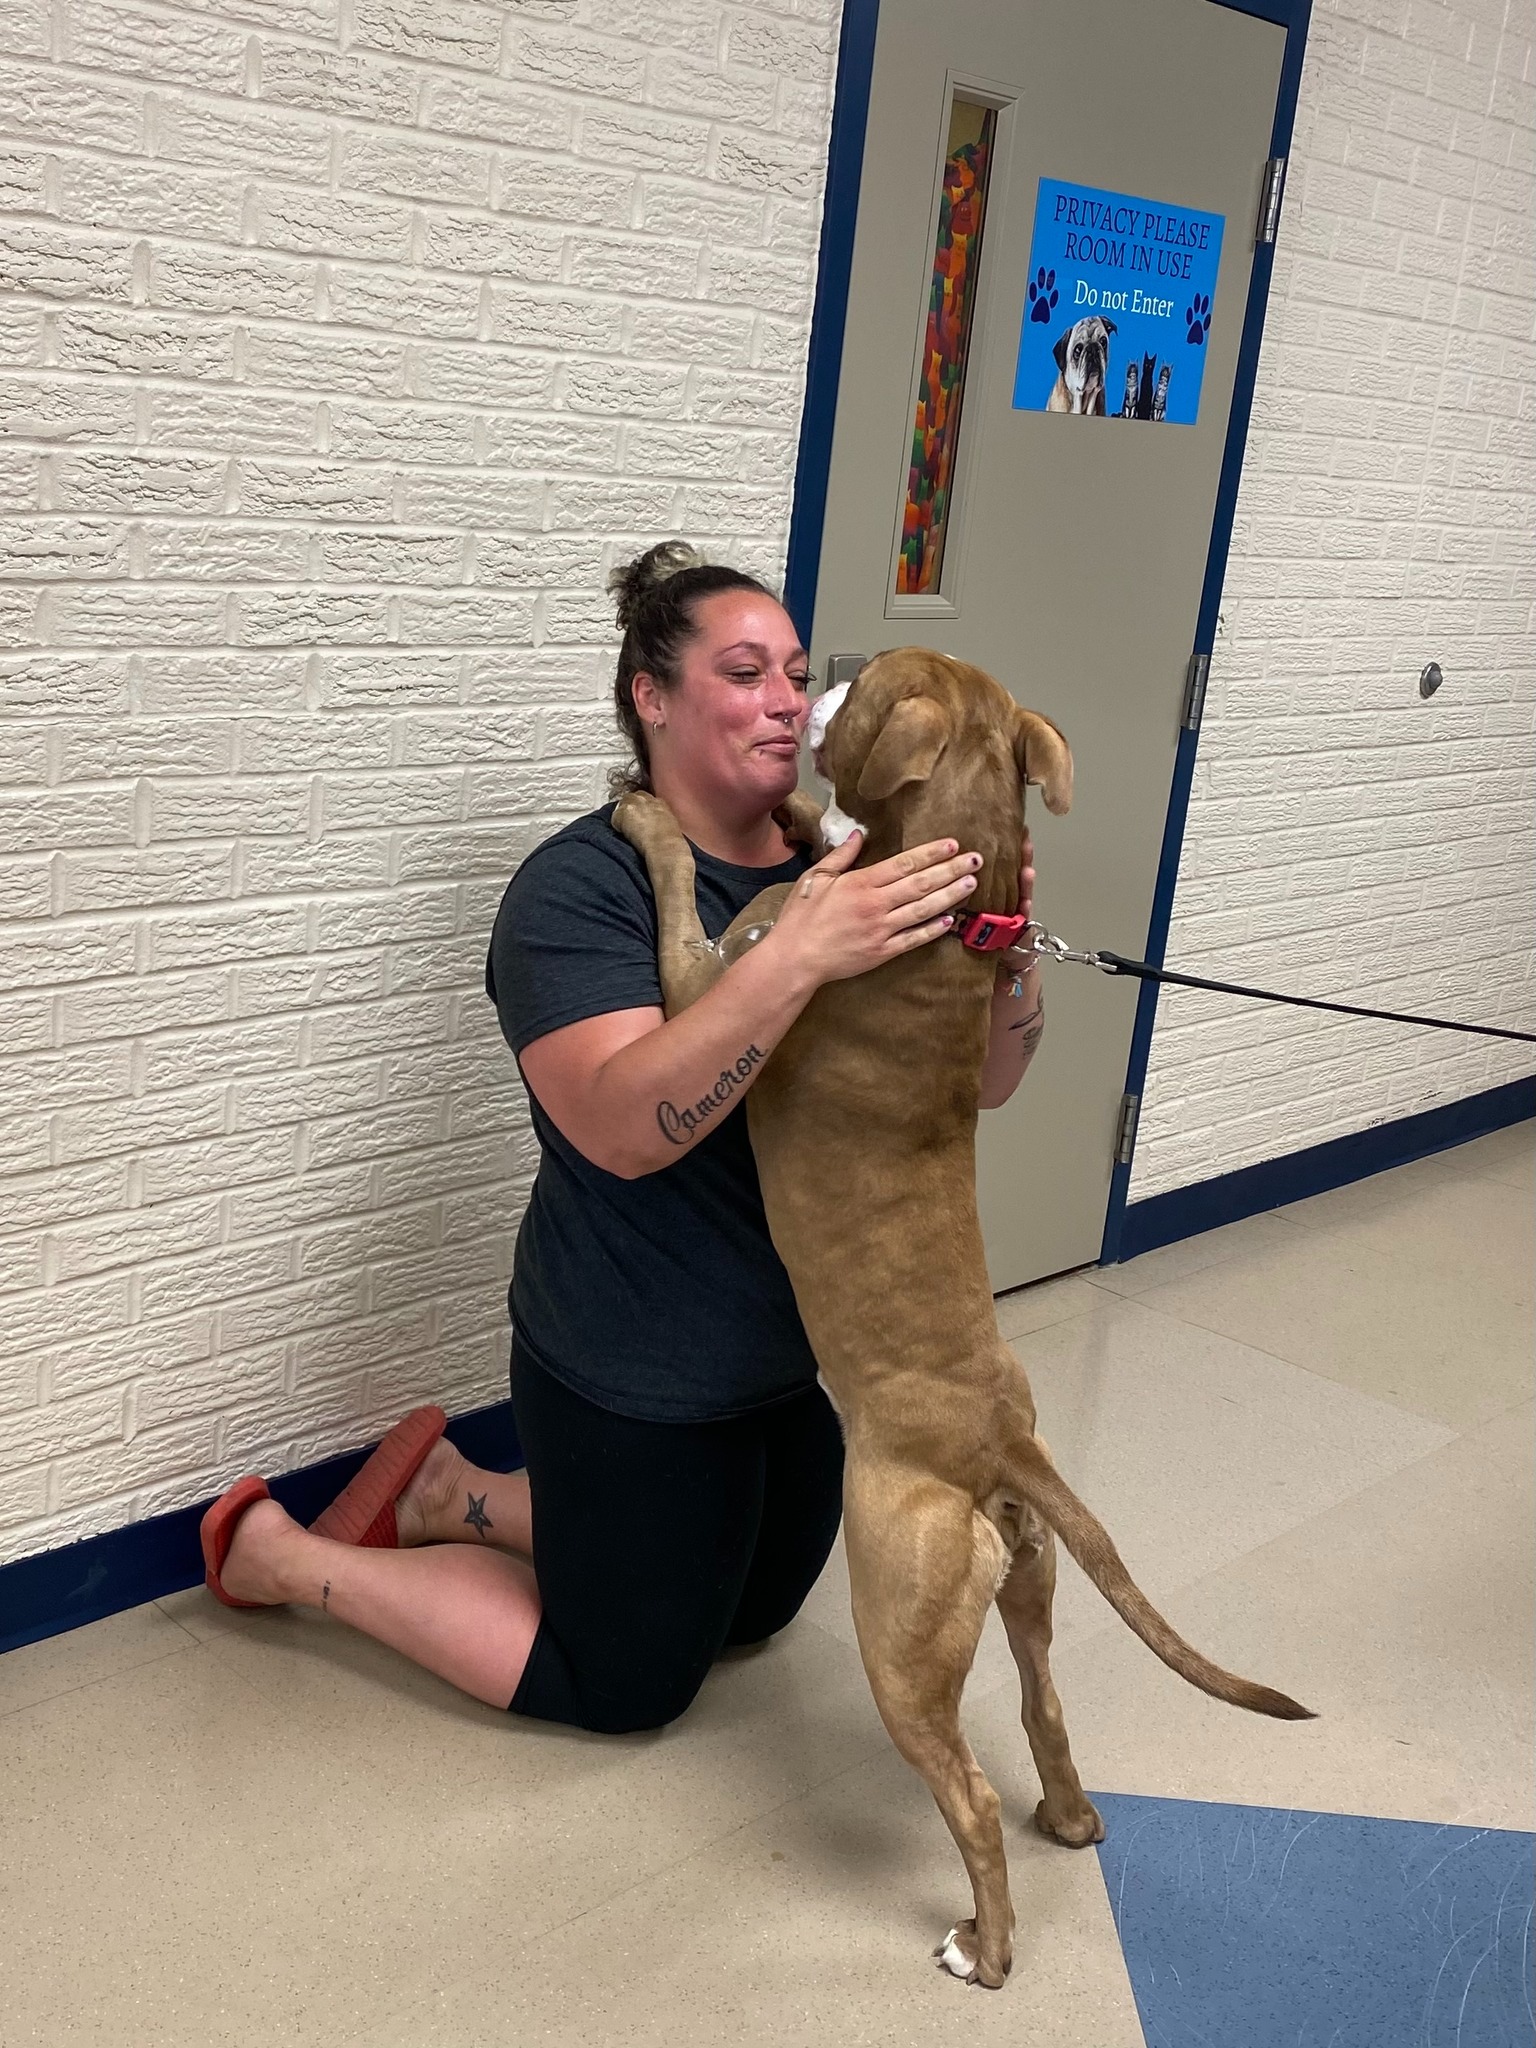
[1256,156,1287,245]
[1180,650,1211,732]
[1113,1092,1141,1169]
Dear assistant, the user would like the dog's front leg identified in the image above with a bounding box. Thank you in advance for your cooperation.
[612,792,723,1015]
[772,788,826,852]
[614,796,799,1014]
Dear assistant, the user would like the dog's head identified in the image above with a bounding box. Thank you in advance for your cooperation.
[1053,316,1116,395]
[813,649,1071,914]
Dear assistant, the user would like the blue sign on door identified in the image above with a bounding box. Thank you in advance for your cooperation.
[1012,179,1224,426]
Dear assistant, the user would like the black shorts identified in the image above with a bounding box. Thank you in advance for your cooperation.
[507,1344,845,1734]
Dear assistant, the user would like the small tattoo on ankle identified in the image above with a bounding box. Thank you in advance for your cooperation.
[321,1579,331,1612]
[463,1491,493,1539]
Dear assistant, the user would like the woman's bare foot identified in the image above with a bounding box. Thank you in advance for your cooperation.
[217,1497,313,1606]
[393,1437,474,1548]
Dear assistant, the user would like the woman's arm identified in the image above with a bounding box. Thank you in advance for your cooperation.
[521,831,985,1178]
[979,829,1045,1111]
[519,935,819,1180]
[978,954,1045,1110]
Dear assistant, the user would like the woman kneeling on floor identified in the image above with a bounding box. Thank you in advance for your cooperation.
[203,543,1045,1728]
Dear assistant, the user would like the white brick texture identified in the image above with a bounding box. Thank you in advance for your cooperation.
[1129,0,1535,1202]
[0,0,837,1565]
[3,0,1529,1569]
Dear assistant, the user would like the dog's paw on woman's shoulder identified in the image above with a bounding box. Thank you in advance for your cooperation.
[612,789,679,851]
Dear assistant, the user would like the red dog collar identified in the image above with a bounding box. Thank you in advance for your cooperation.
[953,910,1032,954]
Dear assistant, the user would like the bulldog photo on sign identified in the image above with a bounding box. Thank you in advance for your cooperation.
[1014,177,1224,428]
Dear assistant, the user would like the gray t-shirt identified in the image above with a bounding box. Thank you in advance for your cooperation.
[485,804,819,1423]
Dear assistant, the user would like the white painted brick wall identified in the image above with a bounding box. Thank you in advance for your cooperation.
[4,0,1529,1571]
[0,0,839,1566]
[1129,0,1535,1201]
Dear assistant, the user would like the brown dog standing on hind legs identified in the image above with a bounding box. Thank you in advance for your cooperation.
[613,646,1313,1990]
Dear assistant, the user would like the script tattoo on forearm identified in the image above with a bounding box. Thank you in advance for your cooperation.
[656,1044,766,1145]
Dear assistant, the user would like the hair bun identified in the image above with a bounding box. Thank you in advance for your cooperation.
[607,541,706,633]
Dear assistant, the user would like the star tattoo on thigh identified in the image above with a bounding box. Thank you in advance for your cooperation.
[463,1490,494,1539]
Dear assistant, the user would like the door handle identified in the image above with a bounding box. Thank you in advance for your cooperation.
[823,652,867,692]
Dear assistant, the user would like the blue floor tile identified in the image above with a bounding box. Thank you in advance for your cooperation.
[1093,1792,1534,2048]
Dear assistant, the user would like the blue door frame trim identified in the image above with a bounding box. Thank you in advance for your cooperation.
[779,0,1318,1265]
[783,0,880,641]
[1101,0,1315,1262]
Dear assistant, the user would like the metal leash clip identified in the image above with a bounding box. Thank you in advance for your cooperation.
[1018,920,1106,971]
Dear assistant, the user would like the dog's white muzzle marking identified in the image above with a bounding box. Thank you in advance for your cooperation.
[807,681,868,849]
[806,679,850,756]
[817,796,863,848]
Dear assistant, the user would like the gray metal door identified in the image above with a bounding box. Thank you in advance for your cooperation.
[805,0,1286,1289]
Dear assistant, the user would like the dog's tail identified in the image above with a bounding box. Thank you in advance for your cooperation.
[1005,1432,1314,1721]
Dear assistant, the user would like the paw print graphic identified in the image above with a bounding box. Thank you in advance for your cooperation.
[1185,293,1211,344]
[1028,267,1059,325]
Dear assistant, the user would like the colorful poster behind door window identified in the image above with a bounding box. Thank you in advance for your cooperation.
[896,98,997,595]
[1011,179,1224,426]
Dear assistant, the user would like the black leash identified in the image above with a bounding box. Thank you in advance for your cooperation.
[1097,953,1536,1044]
[1023,929,1536,1045]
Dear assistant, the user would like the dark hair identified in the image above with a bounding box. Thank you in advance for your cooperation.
[606,542,777,798]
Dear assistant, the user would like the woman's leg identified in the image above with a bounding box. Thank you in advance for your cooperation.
[395,1442,533,1554]
[213,1354,815,1726]
[217,1498,540,1710]
[507,1346,768,1734]
[726,1382,845,1646]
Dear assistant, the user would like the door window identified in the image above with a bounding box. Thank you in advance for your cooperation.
[894,94,998,601]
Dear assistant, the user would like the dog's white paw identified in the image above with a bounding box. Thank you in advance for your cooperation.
[936,1927,974,1982]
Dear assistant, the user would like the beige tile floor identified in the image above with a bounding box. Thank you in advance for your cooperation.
[2,1121,1531,2046]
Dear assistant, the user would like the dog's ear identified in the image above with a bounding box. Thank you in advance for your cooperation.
[1053,329,1069,374]
[1012,705,1073,815]
[1102,318,1117,334]
[857,695,949,801]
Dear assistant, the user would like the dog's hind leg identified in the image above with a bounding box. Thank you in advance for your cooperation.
[844,1471,1015,1987]
[993,1497,1104,1850]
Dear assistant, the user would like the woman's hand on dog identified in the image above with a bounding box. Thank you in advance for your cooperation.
[766,830,983,988]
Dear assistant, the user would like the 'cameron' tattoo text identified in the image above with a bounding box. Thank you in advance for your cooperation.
[657,1045,766,1145]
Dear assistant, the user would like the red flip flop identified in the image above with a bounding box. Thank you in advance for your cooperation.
[201,1474,274,1610]
[308,1405,447,1549]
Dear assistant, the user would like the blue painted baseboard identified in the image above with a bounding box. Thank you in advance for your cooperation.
[0,1398,522,1659]
[1116,1076,1535,1262]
